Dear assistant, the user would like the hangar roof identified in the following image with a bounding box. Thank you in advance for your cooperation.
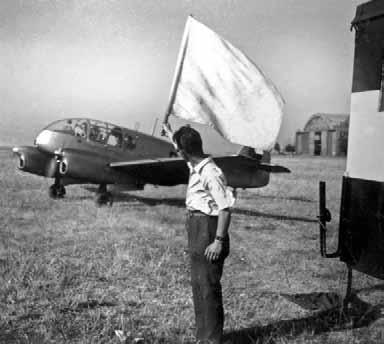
[303,113,349,132]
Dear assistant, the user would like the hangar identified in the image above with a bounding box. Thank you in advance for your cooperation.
[295,113,349,156]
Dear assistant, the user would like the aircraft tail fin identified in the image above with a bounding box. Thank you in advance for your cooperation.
[237,146,270,163]
[237,147,289,173]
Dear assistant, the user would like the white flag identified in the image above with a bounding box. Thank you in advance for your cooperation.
[167,16,284,151]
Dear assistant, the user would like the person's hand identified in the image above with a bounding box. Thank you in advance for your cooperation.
[204,240,223,262]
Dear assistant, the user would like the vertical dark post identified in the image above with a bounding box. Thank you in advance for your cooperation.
[319,181,326,257]
[343,265,353,313]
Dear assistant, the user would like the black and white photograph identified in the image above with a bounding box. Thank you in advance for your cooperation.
[0,0,383,343]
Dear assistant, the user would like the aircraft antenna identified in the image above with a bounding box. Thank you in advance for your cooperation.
[151,118,159,136]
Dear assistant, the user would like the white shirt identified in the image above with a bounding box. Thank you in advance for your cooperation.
[186,156,235,216]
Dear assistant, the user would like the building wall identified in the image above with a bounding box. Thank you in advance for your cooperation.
[295,132,302,154]
[308,131,315,155]
[326,131,332,155]
[295,129,346,156]
[331,131,338,156]
[295,132,309,154]
[302,132,309,154]
[321,131,328,156]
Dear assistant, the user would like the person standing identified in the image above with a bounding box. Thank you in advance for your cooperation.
[166,125,235,344]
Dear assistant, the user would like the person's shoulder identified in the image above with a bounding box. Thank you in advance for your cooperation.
[201,158,224,178]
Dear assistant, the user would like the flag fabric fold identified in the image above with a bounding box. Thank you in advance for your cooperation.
[167,16,284,151]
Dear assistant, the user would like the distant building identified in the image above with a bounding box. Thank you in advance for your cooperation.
[295,113,349,156]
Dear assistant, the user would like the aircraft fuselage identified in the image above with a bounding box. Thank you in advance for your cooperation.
[13,117,287,204]
[13,118,176,187]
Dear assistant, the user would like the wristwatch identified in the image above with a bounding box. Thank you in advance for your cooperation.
[215,235,225,242]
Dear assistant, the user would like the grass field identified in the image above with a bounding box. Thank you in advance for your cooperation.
[0,150,383,343]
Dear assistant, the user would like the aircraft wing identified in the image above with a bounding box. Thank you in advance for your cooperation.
[110,157,189,186]
[109,155,290,187]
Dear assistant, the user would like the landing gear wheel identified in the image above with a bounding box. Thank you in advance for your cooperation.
[57,184,66,197]
[95,192,113,206]
[49,184,58,198]
[49,184,66,199]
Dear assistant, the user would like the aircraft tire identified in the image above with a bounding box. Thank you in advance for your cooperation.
[57,185,66,198]
[95,192,113,207]
[49,184,65,199]
[49,184,58,199]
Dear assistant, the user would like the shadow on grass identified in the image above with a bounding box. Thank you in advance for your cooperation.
[281,292,342,311]
[232,208,316,223]
[224,293,383,344]
[77,187,317,223]
[0,300,119,344]
[109,193,317,223]
[242,193,314,203]
[60,299,117,314]
[357,283,384,293]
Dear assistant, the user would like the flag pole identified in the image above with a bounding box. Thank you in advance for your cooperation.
[161,16,192,134]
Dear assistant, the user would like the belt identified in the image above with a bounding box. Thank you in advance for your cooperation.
[187,209,216,217]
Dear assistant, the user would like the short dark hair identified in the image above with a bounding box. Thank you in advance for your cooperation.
[173,125,204,156]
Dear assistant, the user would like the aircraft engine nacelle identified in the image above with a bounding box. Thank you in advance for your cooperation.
[13,146,57,178]
[59,150,139,186]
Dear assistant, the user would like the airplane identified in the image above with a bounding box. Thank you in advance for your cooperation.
[12,117,290,206]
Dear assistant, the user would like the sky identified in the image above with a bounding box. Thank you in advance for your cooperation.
[0,0,363,151]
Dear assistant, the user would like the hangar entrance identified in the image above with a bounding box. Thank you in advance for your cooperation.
[314,131,322,156]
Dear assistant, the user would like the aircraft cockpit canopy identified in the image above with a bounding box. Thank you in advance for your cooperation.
[43,118,137,149]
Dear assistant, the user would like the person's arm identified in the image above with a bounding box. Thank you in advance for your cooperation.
[205,208,231,262]
[216,208,231,239]
[203,169,234,262]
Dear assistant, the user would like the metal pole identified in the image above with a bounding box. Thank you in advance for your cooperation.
[161,16,192,132]
[151,118,159,136]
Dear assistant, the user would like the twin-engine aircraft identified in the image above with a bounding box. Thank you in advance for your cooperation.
[12,117,289,205]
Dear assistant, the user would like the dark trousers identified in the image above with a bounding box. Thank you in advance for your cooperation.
[186,212,230,344]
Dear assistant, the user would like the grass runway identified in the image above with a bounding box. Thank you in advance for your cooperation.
[0,150,383,343]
